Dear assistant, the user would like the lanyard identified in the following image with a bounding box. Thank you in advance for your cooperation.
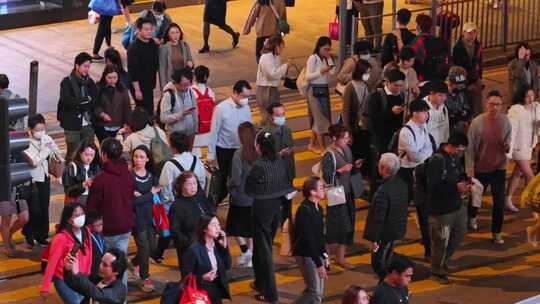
[91,234,104,255]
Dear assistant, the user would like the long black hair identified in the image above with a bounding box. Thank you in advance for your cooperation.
[70,138,101,168]
[104,47,126,74]
[99,64,125,92]
[512,84,534,105]
[56,203,83,234]
[255,130,277,161]
[163,23,184,44]
[313,36,332,56]
[132,145,155,174]
[196,214,218,244]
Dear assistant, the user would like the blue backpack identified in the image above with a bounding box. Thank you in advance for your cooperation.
[121,24,137,50]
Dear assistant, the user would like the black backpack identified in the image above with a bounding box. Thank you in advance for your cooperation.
[387,125,437,157]
[156,89,176,128]
[413,153,447,206]
[423,36,450,81]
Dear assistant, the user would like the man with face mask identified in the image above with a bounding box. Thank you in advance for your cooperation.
[425,133,470,285]
[160,68,198,138]
[207,80,253,203]
[139,1,172,43]
[265,102,295,223]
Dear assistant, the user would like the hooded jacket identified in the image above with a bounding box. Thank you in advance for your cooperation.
[122,124,169,154]
[87,159,135,236]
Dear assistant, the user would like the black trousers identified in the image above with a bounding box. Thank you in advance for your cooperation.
[371,240,395,281]
[468,170,506,233]
[135,84,155,116]
[398,167,431,257]
[22,179,51,242]
[255,36,270,64]
[95,126,119,144]
[252,198,282,302]
[92,15,113,55]
[216,146,236,201]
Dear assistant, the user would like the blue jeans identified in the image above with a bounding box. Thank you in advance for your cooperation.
[54,276,83,304]
[103,232,130,291]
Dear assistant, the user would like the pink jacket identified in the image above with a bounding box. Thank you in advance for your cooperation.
[41,227,93,293]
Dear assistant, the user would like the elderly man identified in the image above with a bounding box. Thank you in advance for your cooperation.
[364,152,409,282]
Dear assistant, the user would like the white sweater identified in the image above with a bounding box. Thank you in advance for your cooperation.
[306,54,336,85]
[23,134,62,182]
[508,102,540,154]
[257,52,288,87]
[424,96,449,149]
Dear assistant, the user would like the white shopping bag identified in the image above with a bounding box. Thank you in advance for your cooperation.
[471,177,484,208]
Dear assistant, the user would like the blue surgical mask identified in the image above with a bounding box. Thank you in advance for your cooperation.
[273,116,286,126]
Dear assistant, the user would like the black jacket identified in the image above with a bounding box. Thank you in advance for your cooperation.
[381,29,416,67]
[132,171,159,230]
[169,190,215,251]
[181,241,232,303]
[62,162,101,198]
[245,157,294,200]
[452,37,483,84]
[127,37,159,89]
[89,233,105,283]
[64,270,126,304]
[57,71,98,131]
[426,151,467,215]
[292,199,326,267]
[363,174,409,243]
[366,89,405,145]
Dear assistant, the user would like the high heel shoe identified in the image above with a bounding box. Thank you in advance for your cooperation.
[198,45,210,53]
[232,32,240,48]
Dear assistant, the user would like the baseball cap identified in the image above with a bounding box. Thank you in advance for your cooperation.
[429,80,449,95]
[463,22,477,33]
[409,99,430,113]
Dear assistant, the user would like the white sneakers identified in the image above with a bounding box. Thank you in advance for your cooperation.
[236,250,253,268]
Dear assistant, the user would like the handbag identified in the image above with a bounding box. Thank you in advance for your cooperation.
[48,152,65,179]
[325,150,347,207]
[270,1,290,35]
[179,274,211,304]
[88,0,121,16]
[296,66,309,97]
[284,63,300,90]
[329,16,339,40]
[88,10,100,24]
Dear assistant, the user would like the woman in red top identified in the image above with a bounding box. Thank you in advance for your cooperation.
[41,204,93,303]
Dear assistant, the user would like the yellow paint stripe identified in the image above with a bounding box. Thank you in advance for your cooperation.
[0,285,47,302]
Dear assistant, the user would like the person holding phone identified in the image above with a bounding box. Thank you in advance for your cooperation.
[41,204,93,303]
[160,68,198,140]
[62,139,101,206]
[181,215,232,304]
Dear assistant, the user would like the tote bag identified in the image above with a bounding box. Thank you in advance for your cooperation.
[179,274,211,304]
[329,16,339,40]
[89,0,121,16]
[325,150,347,207]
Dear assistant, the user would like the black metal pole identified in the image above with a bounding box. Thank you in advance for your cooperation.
[0,99,10,202]
[338,0,348,67]
[28,60,38,116]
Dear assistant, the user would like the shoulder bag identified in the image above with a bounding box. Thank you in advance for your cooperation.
[270,1,290,35]
[325,150,347,207]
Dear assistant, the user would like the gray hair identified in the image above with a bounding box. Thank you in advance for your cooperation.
[379,153,401,176]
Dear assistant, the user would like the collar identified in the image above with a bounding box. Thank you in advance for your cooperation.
[384,86,399,96]
[424,96,443,111]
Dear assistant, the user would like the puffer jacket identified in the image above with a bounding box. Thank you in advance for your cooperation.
[159,82,198,135]
[122,124,169,154]
[363,174,409,243]
[508,102,540,157]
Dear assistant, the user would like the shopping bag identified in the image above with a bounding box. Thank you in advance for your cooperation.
[329,16,339,40]
[88,10,100,24]
[88,0,121,16]
[179,274,211,304]
[470,177,484,208]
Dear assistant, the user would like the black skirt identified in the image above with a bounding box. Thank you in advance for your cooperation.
[226,205,253,237]
[204,0,227,26]
[326,194,356,245]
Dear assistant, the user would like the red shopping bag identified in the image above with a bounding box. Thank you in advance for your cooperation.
[329,16,339,40]
[179,274,211,304]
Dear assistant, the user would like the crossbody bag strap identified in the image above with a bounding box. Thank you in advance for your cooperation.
[269,0,280,20]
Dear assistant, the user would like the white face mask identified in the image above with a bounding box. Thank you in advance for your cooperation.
[362,73,370,82]
[360,54,371,61]
[32,130,45,140]
[238,98,249,107]
[73,214,86,228]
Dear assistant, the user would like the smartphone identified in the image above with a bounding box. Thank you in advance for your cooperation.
[216,232,225,242]
[186,107,196,112]
[70,242,81,257]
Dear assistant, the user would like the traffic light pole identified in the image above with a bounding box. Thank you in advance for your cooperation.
[0,99,11,201]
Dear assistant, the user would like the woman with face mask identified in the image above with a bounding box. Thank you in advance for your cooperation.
[40,204,93,303]
[337,40,382,95]
[22,114,63,248]
[95,65,132,144]
[169,171,215,269]
[255,35,289,121]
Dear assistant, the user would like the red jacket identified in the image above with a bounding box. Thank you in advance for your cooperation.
[87,159,135,236]
[41,227,93,293]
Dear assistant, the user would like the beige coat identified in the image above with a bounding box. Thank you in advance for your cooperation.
[243,0,287,38]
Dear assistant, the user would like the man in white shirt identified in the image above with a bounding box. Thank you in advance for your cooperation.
[423,80,449,149]
[397,98,434,261]
[207,80,253,202]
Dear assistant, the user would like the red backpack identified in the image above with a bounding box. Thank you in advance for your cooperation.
[193,87,215,134]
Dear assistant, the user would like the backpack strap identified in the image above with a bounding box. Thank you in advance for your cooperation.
[169,159,186,172]
[192,87,202,98]
[165,89,176,111]
[190,155,197,172]
[428,133,437,153]
[403,125,416,142]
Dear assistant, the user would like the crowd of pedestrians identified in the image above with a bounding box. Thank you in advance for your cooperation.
[3,2,540,304]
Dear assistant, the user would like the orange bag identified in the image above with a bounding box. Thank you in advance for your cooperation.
[179,274,211,304]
